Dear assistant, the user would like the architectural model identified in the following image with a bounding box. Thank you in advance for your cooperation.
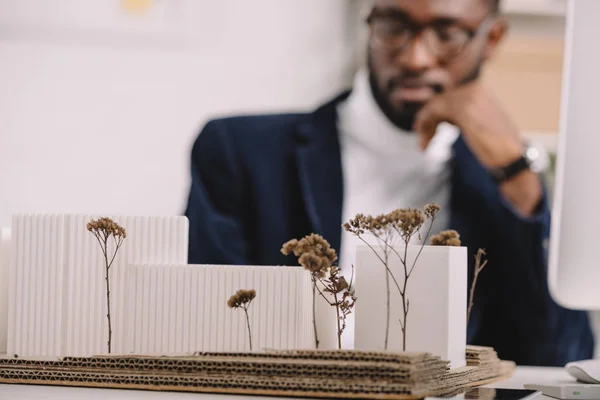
[0,210,511,399]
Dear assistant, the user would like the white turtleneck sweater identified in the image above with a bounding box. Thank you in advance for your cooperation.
[336,70,459,348]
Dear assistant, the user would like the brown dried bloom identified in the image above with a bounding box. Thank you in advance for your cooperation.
[318,265,356,349]
[344,213,396,238]
[298,253,327,279]
[343,213,368,236]
[388,208,425,240]
[430,230,462,246]
[227,289,257,309]
[322,266,349,295]
[281,234,337,277]
[424,203,441,220]
[281,239,299,256]
[87,217,126,239]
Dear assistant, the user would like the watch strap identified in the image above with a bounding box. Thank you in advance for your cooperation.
[489,155,530,184]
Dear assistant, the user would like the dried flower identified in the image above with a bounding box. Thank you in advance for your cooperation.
[227,289,256,351]
[343,203,441,351]
[297,253,326,279]
[388,208,426,241]
[339,290,356,334]
[227,289,257,309]
[87,217,126,239]
[342,213,367,236]
[87,217,126,354]
[424,203,441,220]
[343,212,398,349]
[281,233,338,349]
[430,230,462,247]
[281,234,337,279]
[323,271,349,295]
[316,265,356,349]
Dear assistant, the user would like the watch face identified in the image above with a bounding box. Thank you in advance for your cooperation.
[525,145,550,174]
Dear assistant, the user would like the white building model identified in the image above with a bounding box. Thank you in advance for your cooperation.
[0,214,313,358]
[0,213,467,368]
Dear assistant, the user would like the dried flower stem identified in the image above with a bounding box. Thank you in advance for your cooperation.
[315,285,343,349]
[87,218,126,354]
[408,216,435,277]
[333,291,342,349]
[96,236,123,354]
[396,215,436,351]
[344,204,440,352]
[467,249,488,328]
[399,239,409,349]
[358,237,401,288]
[227,289,257,351]
[281,234,337,350]
[311,275,320,349]
[104,265,112,353]
[243,305,253,351]
[383,250,390,349]
[371,232,395,350]
[356,234,399,350]
[314,265,356,350]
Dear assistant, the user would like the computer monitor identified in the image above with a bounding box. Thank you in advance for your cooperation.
[548,0,600,310]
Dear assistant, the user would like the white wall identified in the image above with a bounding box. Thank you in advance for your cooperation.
[0,0,361,228]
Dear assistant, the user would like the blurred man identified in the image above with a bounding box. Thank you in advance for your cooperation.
[184,0,594,365]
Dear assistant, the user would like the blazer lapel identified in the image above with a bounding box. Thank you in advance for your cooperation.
[293,92,349,253]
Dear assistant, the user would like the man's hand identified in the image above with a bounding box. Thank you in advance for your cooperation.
[413,83,543,217]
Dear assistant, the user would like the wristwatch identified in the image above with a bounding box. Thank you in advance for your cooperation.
[488,143,550,184]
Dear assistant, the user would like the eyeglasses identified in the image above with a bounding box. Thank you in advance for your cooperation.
[366,11,494,62]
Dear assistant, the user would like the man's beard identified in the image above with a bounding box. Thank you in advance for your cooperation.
[367,53,483,132]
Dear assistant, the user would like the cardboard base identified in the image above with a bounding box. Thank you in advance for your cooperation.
[0,372,515,400]
[0,347,515,400]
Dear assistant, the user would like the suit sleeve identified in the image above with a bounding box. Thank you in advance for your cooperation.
[184,120,250,265]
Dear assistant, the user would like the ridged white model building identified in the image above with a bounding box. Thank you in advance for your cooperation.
[1,214,313,358]
[126,264,313,354]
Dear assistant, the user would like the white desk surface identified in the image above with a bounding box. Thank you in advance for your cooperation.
[0,366,573,399]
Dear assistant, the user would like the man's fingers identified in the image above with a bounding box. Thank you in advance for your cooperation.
[413,98,447,151]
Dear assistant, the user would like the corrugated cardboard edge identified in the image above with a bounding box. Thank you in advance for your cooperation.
[0,367,515,400]
[0,348,516,400]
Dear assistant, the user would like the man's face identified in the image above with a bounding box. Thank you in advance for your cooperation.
[368,0,505,130]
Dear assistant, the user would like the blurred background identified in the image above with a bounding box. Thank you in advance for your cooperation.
[0,0,361,227]
[0,0,587,349]
[0,0,565,228]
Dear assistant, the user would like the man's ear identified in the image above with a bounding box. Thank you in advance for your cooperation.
[483,16,508,61]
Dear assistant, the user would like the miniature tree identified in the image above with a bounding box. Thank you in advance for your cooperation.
[87,217,126,354]
[467,249,488,328]
[342,213,396,349]
[281,234,337,349]
[227,289,257,351]
[343,203,440,351]
[315,265,356,349]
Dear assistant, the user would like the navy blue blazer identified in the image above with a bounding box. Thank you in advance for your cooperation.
[184,91,594,366]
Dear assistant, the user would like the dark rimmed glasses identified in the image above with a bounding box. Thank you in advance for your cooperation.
[366,11,494,62]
